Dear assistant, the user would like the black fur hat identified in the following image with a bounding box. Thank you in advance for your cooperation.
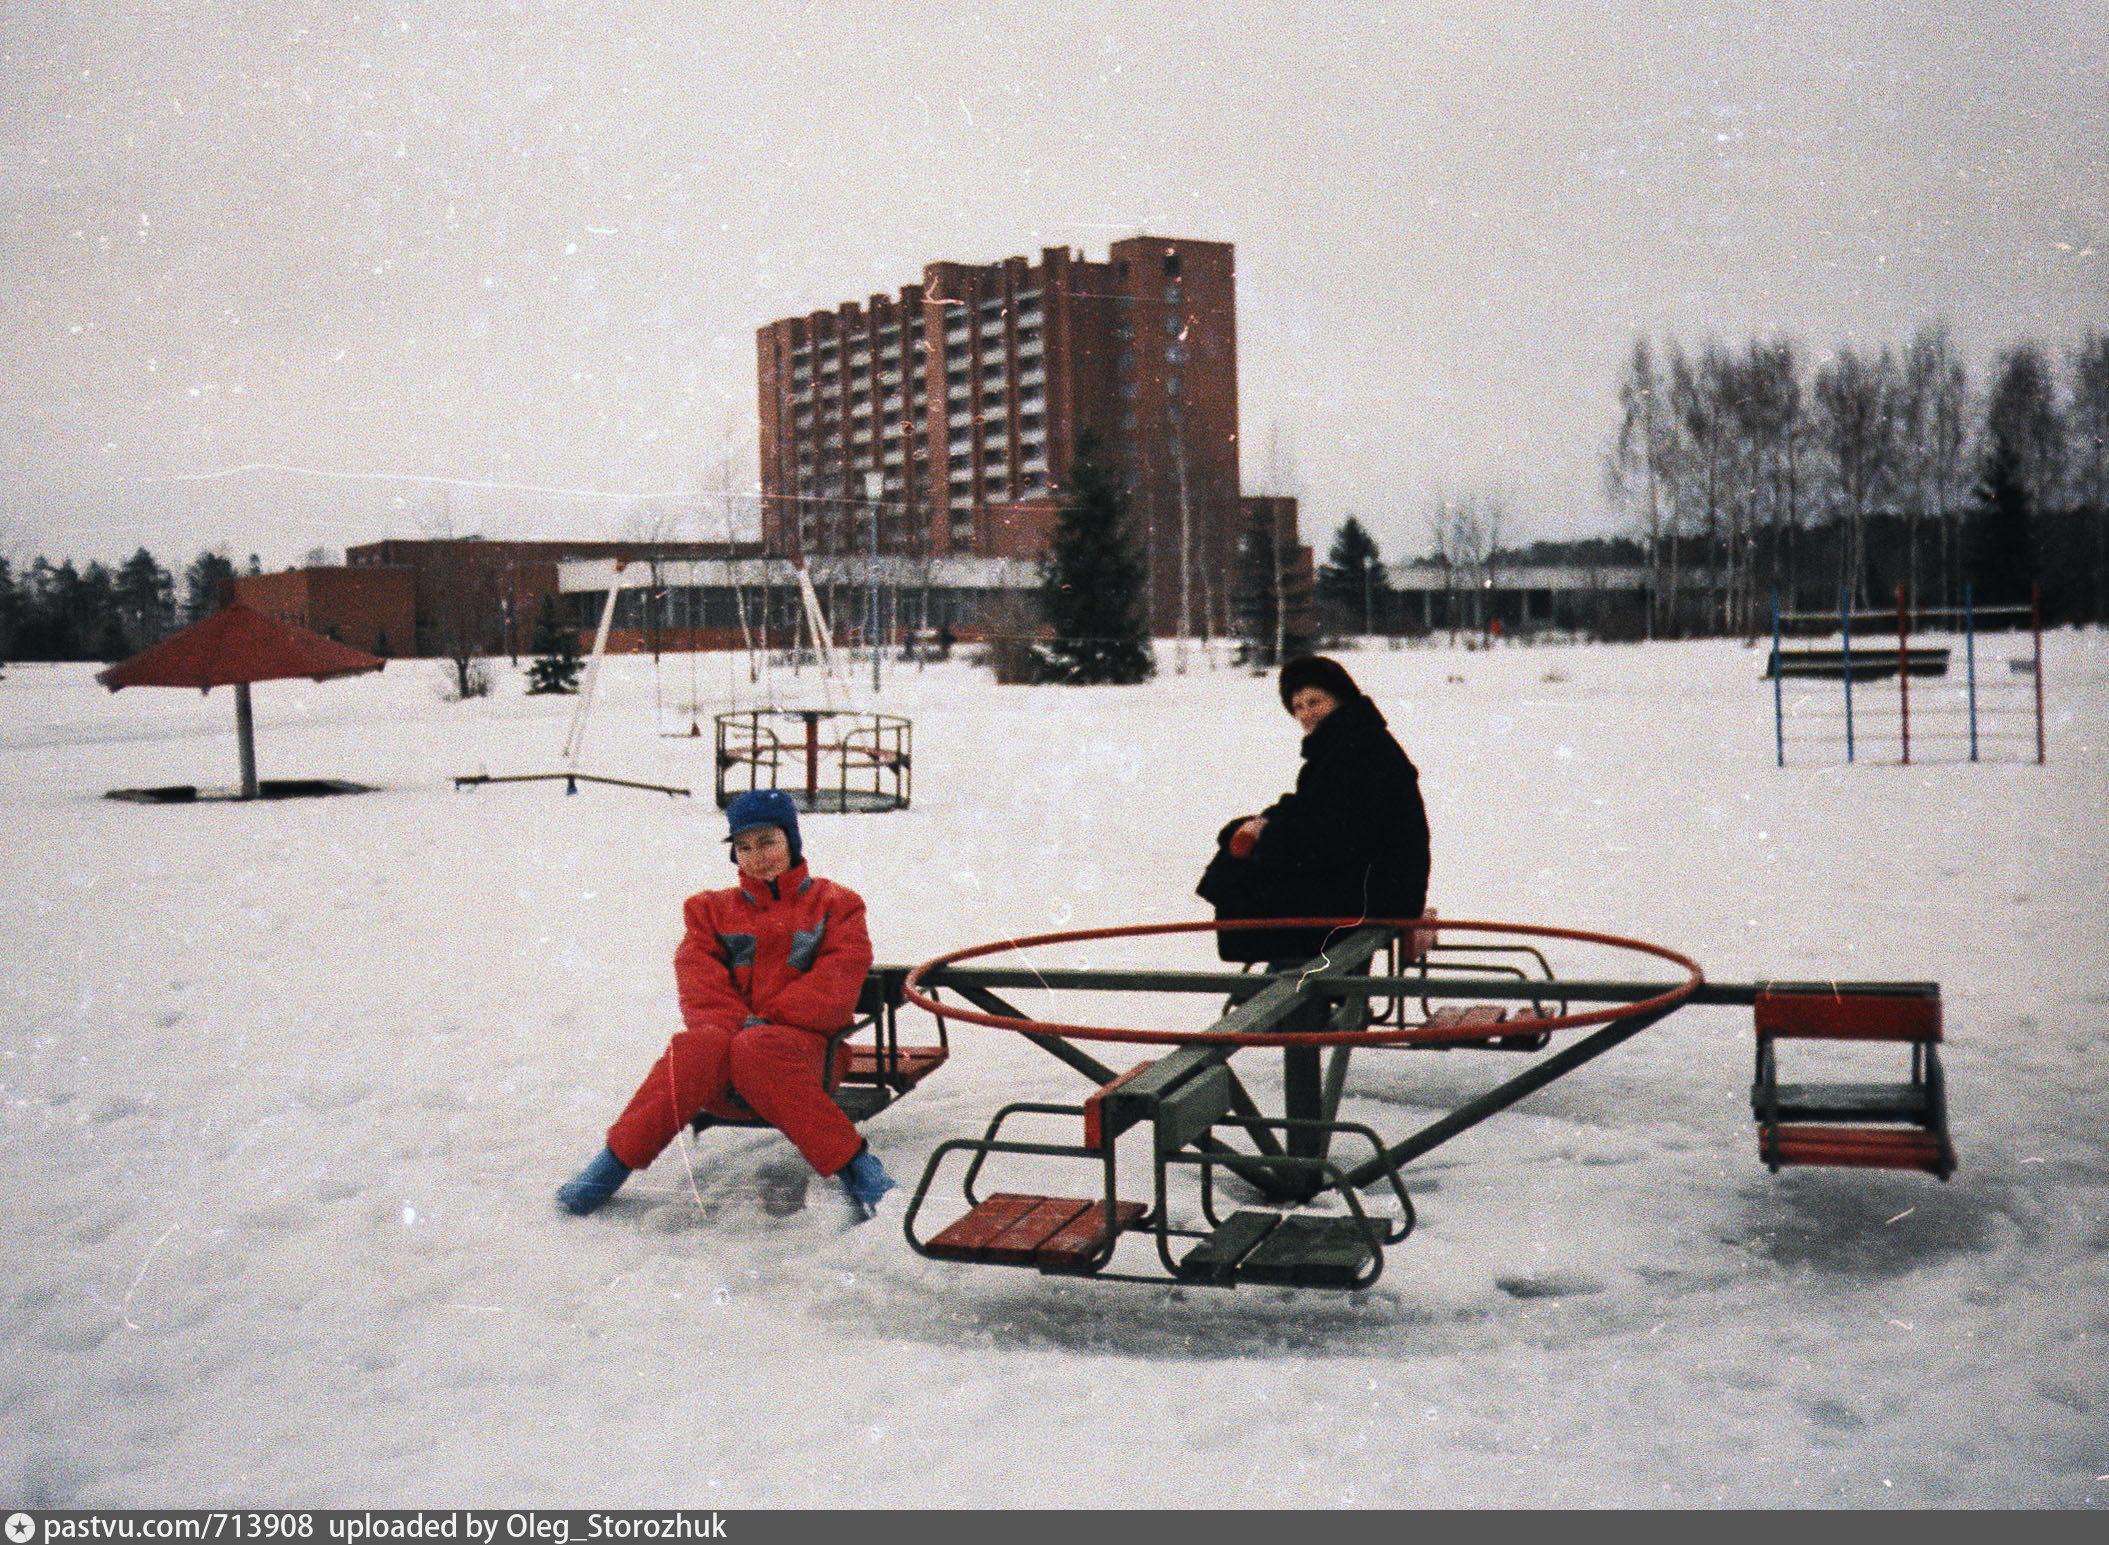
[1277,654,1363,712]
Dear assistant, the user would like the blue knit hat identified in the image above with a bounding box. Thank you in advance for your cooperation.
[724,788,803,864]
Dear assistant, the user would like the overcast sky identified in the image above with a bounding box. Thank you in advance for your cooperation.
[3,0,2103,574]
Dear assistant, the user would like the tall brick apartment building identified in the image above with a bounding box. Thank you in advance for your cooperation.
[757,235,1288,637]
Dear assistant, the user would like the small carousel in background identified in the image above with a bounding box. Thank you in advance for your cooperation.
[712,549,911,815]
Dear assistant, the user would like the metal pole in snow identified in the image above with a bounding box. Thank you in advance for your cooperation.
[1771,590,1785,768]
[1841,590,1855,763]
[1965,584,1979,762]
[1897,580,1911,766]
[234,680,258,799]
[864,472,883,697]
[2032,581,2046,764]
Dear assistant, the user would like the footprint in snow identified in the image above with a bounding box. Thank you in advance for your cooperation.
[1494,1269,1606,1300]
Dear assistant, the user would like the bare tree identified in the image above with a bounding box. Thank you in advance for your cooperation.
[426,542,503,699]
[2068,331,2109,622]
[1896,325,1969,617]
[1813,346,1900,610]
[1606,337,1676,636]
[1425,490,1507,640]
[1739,337,1808,623]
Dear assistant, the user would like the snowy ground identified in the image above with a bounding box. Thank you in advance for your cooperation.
[2,631,2104,1508]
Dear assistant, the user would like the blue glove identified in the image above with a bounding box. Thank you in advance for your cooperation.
[837,1145,898,1222]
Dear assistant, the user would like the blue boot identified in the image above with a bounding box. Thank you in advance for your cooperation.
[556,1146,631,1216]
[836,1144,897,1223]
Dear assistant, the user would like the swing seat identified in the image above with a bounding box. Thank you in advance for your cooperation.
[1752,985,1953,1179]
[921,1193,1147,1273]
[1398,1003,1555,1051]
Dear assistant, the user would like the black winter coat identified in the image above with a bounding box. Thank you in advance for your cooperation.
[1196,692,1431,962]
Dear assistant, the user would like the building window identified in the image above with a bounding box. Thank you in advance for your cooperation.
[1163,253,1180,278]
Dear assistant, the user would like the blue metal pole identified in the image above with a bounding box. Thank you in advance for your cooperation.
[1965,584,1979,762]
[1772,590,1785,767]
[1841,589,1855,763]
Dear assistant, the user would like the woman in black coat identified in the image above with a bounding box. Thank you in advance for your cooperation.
[1197,655,1431,963]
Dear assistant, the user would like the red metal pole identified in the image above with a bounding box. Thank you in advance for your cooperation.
[1897,581,1911,766]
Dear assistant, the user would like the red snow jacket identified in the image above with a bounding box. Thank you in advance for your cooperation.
[673,862,873,1042]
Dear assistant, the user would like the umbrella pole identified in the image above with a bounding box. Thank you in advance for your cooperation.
[234,681,258,799]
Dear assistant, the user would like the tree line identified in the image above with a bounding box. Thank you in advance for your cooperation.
[0,548,258,662]
[1606,326,2107,634]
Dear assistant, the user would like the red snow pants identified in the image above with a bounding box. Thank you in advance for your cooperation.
[604,1020,861,1178]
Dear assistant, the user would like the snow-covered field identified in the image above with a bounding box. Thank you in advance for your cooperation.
[3,631,2104,1508]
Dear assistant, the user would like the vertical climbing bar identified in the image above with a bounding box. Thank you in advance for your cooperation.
[1897,581,1911,767]
[2032,582,2046,765]
[1772,591,1785,768]
[1965,585,1979,763]
[1841,590,1855,763]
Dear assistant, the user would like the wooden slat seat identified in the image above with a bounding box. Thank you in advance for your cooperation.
[922,1193,1145,1273]
[841,1044,947,1088]
[1769,1080,1930,1123]
[1178,1211,1380,1289]
[1402,1003,1554,1051]
[1760,1125,1948,1173]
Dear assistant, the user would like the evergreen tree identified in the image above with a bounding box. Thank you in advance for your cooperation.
[1318,516,1386,633]
[524,593,582,694]
[1967,432,2037,608]
[115,546,175,647]
[184,550,237,622]
[92,612,132,663]
[0,554,17,661]
[1231,498,1312,667]
[1039,434,1155,684]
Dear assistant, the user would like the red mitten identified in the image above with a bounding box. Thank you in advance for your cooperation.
[1228,823,1259,858]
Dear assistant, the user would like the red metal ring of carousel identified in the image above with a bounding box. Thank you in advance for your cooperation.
[901,917,1706,1048]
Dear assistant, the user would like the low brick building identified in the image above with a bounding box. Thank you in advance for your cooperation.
[233,538,759,658]
[231,564,418,657]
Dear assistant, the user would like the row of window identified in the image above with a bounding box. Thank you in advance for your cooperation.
[794,295,1044,371]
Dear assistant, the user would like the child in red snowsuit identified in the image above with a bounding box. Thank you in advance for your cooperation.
[556,789,897,1220]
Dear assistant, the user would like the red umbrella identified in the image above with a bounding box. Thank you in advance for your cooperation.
[96,603,386,798]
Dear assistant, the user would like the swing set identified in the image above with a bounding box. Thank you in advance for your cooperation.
[454,555,911,812]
